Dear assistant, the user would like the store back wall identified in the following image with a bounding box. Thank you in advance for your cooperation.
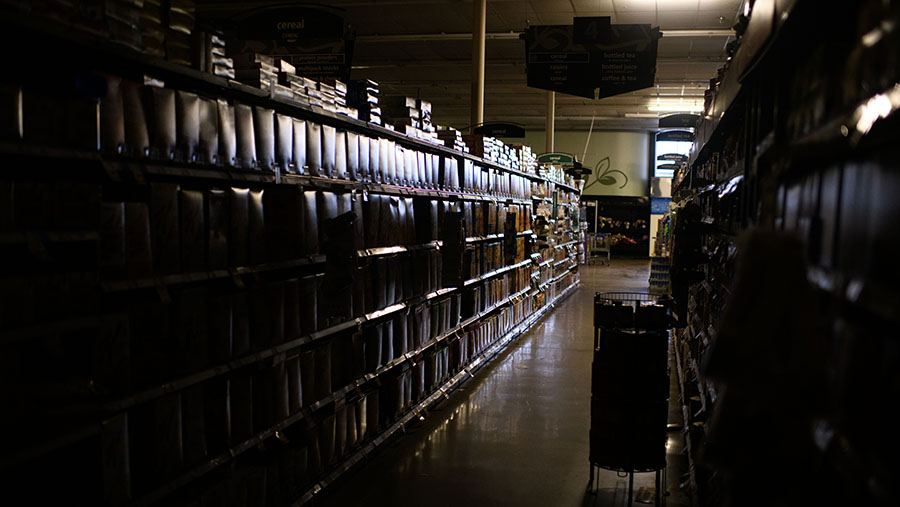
[520,130,651,197]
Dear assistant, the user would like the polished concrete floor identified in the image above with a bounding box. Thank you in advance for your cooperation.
[315,261,690,507]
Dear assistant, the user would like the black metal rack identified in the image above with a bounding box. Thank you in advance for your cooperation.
[589,292,673,507]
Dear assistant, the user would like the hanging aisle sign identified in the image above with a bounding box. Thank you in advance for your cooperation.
[658,114,699,128]
[658,153,688,162]
[473,122,526,138]
[225,5,354,81]
[537,152,576,165]
[522,17,661,100]
[656,130,694,142]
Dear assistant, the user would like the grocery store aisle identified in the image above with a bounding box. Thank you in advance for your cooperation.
[315,261,689,507]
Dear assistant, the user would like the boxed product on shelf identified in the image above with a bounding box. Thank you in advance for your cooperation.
[98,74,125,154]
[363,324,382,373]
[321,124,336,177]
[417,99,433,133]
[347,78,382,123]
[233,102,256,169]
[193,29,232,77]
[214,98,236,166]
[140,0,165,57]
[164,0,195,66]
[436,126,468,153]
[306,120,322,175]
[196,96,218,164]
[253,106,275,171]
[104,0,142,51]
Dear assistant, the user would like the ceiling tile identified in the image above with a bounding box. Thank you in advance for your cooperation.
[572,0,616,11]
[614,10,658,24]
[689,37,729,54]
[534,12,578,25]
[613,0,658,10]
[658,10,699,27]
[529,0,575,13]
[696,9,739,27]
[657,37,695,55]
[698,0,741,10]
[656,0,700,9]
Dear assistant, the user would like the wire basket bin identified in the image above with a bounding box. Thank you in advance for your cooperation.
[594,292,673,335]
[588,292,673,506]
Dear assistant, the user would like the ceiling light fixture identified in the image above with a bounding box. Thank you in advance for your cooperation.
[647,97,703,113]
[648,104,704,112]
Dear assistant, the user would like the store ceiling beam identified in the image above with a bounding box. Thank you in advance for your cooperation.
[352,56,725,70]
[355,29,732,43]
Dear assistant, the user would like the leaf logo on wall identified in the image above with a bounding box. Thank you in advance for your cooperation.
[584,157,629,191]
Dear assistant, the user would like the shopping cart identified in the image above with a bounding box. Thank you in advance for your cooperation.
[589,292,674,506]
[589,233,611,266]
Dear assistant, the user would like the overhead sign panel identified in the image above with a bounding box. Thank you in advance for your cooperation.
[522,18,661,100]
[656,163,681,170]
[658,113,699,128]
[656,130,694,142]
[226,5,353,81]
[657,153,688,162]
[537,152,576,165]
[473,122,526,138]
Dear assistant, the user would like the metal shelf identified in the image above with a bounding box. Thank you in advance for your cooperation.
[100,255,327,293]
[293,281,579,505]
[0,230,99,245]
[357,241,440,258]
[554,240,580,249]
[463,259,533,287]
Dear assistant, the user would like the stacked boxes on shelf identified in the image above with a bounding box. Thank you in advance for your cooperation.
[382,96,437,141]
[436,126,468,153]
[512,144,537,174]
[382,96,419,131]
[165,0,195,66]
[418,99,434,133]
[139,0,166,57]
[347,79,381,126]
[321,79,357,119]
[279,66,316,106]
[195,30,233,78]
[105,0,144,51]
[233,52,277,92]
